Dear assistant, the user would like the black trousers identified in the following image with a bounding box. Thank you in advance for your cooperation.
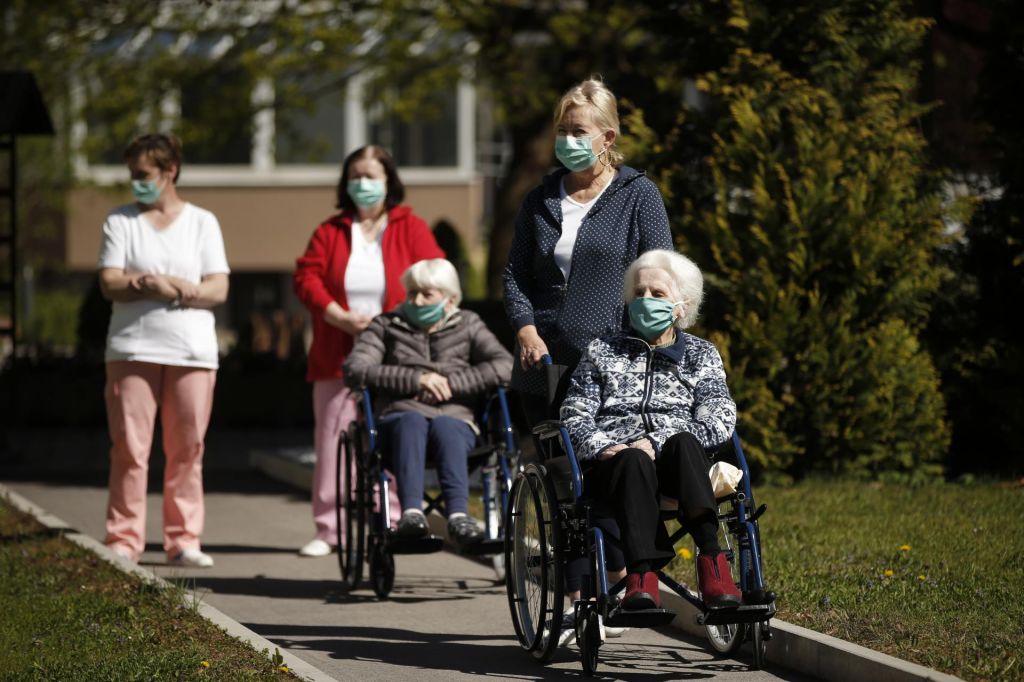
[589,432,717,568]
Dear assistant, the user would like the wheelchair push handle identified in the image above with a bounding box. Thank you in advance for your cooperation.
[541,354,552,366]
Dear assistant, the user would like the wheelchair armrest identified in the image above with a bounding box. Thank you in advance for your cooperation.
[531,419,565,440]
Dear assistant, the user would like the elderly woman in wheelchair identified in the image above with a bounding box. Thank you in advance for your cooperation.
[505,248,776,672]
[561,248,743,612]
[344,258,514,548]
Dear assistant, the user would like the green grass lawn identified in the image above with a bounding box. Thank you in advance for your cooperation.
[663,479,1024,682]
[0,498,294,681]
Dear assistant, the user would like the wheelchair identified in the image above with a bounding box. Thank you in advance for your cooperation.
[504,389,776,675]
[336,385,518,599]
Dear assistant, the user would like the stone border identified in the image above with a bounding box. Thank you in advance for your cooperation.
[661,576,964,682]
[0,483,337,682]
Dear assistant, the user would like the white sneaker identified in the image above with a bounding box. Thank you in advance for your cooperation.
[169,548,214,568]
[603,620,628,638]
[298,538,332,557]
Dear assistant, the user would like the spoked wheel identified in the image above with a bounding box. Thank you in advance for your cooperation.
[751,621,768,669]
[699,520,745,655]
[579,608,601,677]
[337,430,366,591]
[505,463,563,663]
[369,539,395,599]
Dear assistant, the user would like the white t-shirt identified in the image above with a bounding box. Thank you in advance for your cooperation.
[343,221,387,316]
[97,202,230,369]
[554,172,617,281]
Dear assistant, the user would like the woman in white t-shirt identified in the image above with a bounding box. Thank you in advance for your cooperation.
[97,133,230,568]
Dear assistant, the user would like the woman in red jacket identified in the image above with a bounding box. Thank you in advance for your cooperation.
[293,145,444,557]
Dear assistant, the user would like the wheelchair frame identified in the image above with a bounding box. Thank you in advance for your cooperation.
[505,417,776,675]
[336,385,518,598]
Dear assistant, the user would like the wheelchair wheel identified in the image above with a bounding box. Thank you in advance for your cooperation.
[698,531,744,655]
[579,608,601,677]
[751,621,768,669]
[338,430,366,591]
[505,463,563,663]
[369,539,395,599]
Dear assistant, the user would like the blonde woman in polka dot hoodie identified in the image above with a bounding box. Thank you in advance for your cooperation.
[502,77,673,427]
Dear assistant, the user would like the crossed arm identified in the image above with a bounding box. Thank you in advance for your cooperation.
[99,268,229,308]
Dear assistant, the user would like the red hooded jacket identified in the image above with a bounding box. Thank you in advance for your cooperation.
[294,205,445,382]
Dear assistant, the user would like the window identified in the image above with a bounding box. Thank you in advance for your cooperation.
[367,86,458,167]
[275,78,348,164]
[178,67,254,164]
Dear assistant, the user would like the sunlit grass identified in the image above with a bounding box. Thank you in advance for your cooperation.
[0,498,294,680]
[663,480,1024,681]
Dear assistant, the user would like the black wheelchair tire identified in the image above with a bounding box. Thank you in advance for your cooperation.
[580,608,601,677]
[338,429,366,591]
[505,463,563,663]
[369,539,395,599]
[751,621,768,669]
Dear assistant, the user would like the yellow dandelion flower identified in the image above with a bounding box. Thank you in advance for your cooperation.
[883,569,894,577]
[200,661,210,668]
[917,575,926,581]
[677,547,693,561]
[279,666,289,673]
[899,544,911,552]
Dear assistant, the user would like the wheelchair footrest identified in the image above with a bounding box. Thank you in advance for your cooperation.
[699,603,776,626]
[386,535,445,554]
[605,607,677,629]
[458,538,504,556]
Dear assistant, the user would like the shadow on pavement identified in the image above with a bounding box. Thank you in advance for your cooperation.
[142,542,300,555]
[187,573,503,604]
[247,624,727,680]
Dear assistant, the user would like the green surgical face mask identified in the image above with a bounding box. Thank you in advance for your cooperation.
[400,300,447,329]
[347,178,386,208]
[628,297,681,340]
[555,135,600,172]
[131,179,163,204]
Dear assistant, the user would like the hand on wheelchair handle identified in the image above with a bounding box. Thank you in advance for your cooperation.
[516,325,550,370]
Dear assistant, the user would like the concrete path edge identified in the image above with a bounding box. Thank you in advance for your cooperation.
[0,483,338,682]
[660,570,963,682]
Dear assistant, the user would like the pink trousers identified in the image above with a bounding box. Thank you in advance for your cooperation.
[104,361,216,561]
[312,379,400,544]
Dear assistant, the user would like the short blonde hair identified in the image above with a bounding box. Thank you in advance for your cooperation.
[553,77,624,166]
[623,250,704,330]
[400,258,462,306]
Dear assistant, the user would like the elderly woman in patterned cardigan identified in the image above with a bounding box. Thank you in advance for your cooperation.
[561,249,742,611]
[344,259,513,547]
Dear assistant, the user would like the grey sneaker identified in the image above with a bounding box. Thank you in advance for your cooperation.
[447,513,484,545]
[557,607,577,646]
[395,509,429,538]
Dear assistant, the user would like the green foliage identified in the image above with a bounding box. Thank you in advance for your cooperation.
[0,499,292,680]
[665,6,950,479]
[22,290,84,348]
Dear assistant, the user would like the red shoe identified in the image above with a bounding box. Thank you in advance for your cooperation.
[697,553,742,608]
[622,571,661,610]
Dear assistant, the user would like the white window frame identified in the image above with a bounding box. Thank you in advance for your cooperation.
[76,74,478,187]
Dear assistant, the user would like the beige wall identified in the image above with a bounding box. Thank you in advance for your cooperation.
[66,180,483,271]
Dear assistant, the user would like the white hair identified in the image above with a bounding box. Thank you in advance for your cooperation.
[623,249,703,329]
[400,258,462,306]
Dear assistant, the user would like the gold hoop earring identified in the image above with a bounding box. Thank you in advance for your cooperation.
[598,147,612,168]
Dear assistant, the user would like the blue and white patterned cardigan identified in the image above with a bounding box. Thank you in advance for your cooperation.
[560,331,737,461]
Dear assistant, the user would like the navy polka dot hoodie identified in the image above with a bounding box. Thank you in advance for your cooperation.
[503,165,673,394]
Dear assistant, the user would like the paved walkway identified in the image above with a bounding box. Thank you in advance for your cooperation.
[5,474,813,682]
